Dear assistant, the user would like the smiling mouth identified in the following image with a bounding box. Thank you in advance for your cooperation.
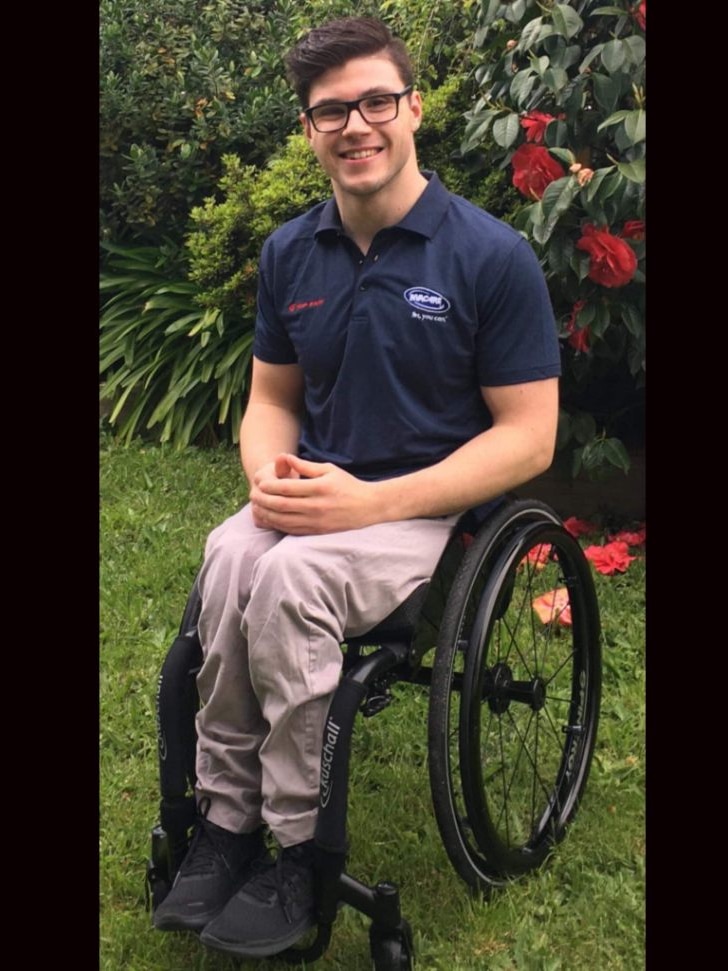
[340,148,383,160]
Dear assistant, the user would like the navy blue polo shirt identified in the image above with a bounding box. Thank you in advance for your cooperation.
[253,172,561,481]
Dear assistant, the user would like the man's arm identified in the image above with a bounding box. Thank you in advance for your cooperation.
[250,376,558,534]
[240,357,305,488]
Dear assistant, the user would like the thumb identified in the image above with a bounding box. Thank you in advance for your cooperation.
[274,454,300,479]
[284,453,330,478]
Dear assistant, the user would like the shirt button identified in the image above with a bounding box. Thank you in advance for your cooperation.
[372,254,379,262]
[359,284,367,291]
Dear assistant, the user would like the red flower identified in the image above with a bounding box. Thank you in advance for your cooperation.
[511,144,565,200]
[521,543,554,571]
[532,588,572,627]
[583,541,637,575]
[563,516,598,538]
[576,224,638,288]
[565,300,590,352]
[621,220,646,242]
[609,526,646,547]
[521,111,558,145]
[631,1,646,30]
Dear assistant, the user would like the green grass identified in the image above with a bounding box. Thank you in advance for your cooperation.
[100,435,645,971]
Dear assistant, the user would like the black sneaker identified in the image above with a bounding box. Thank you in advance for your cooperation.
[153,802,269,933]
[199,840,316,957]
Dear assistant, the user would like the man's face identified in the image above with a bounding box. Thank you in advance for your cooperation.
[301,55,422,203]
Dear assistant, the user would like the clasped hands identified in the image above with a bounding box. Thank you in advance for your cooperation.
[249,453,379,535]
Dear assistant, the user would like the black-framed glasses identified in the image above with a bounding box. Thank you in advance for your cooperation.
[304,86,414,133]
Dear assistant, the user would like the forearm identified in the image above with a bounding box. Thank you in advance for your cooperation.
[370,423,556,522]
[239,401,302,484]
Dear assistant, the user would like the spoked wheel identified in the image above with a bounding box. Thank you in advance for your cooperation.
[428,502,601,893]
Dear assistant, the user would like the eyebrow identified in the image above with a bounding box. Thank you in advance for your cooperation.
[308,87,400,109]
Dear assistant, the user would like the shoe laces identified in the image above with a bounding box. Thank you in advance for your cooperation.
[179,798,234,878]
[245,845,312,924]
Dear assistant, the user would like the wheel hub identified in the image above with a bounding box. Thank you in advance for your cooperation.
[484,662,547,713]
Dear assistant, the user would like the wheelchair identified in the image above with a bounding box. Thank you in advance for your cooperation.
[146,496,602,970]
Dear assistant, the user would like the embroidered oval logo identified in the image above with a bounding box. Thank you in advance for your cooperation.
[404,287,451,313]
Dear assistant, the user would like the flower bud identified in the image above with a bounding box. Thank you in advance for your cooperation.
[576,167,595,187]
[506,39,518,50]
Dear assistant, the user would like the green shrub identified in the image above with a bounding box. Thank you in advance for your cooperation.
[100,0,480,248]
[460,0,645,478]
[100,242,252,446]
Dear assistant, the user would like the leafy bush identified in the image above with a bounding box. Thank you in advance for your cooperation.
[461,0,645,478]
[100,242,252,446]
[100,0,480,248]
[100,0,303,245]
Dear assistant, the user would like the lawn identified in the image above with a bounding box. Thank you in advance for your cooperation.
[100,435,645,971]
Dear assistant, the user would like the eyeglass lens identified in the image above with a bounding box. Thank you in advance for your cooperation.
[310,92,404,132]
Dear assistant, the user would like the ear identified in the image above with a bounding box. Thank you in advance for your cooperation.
[300,112,314,144]
[408,89,423,133]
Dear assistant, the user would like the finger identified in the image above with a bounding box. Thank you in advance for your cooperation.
[274,454,301,479]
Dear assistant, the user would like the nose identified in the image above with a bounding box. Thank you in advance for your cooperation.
[341,105,373,134]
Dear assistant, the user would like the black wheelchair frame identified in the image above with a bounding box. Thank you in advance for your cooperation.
[146,496,602,970]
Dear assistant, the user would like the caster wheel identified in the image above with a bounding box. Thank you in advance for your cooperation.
[370,919,414,971]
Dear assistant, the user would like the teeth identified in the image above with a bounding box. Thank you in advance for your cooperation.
[343,149,380,159]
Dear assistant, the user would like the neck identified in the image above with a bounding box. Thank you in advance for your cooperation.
[334,169,428,254]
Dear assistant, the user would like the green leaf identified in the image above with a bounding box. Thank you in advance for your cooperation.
[621,304,643,338]
[547,233,574,274]
[591,301,611,339]
[601,437,631,475]
[510,70,538,106]
[597,109,631,132]
[624,35,646,66]
[590,5,628,13]
[551,3,584,39]
[537,175,580,243]
[617,158,646,183]
[601,39,626,74]
[519,17,547,50]
[624,109,646,145]
[584,166,617,204]
[577,302,595,327]
[548,146,575,165]
[592,73,620,114]
[544,120,569,148]
[505,0,528,23]
[493,112,521,148]
[543,66,569,93]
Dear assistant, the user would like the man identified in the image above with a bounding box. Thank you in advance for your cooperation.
[153,15,561,959]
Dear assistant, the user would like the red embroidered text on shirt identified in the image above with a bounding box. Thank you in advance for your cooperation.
[288,298,326,313]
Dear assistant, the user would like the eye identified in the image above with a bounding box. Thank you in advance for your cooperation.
[362,95,394,113]
[313,104,346,121]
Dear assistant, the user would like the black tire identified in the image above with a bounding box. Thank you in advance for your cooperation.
[428,500,601,893]
[178,571,202,636]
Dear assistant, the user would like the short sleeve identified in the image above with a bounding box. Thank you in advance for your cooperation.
[476,238,562,387]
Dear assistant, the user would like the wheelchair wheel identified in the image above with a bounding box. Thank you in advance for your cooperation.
[428,501,601,893]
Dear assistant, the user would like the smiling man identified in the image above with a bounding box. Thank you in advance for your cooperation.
[152,16,562,959]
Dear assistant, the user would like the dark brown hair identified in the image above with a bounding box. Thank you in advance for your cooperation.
[284,16,414,107]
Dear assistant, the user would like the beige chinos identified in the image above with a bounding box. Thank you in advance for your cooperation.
[194,503,458,847]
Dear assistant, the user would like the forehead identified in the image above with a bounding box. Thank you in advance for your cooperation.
[307,55,405,105]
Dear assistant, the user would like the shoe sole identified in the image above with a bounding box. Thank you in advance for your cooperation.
[200,915,316,958]
[153,912,216,933]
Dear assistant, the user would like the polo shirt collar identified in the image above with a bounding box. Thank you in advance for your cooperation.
[315,171,450,240]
